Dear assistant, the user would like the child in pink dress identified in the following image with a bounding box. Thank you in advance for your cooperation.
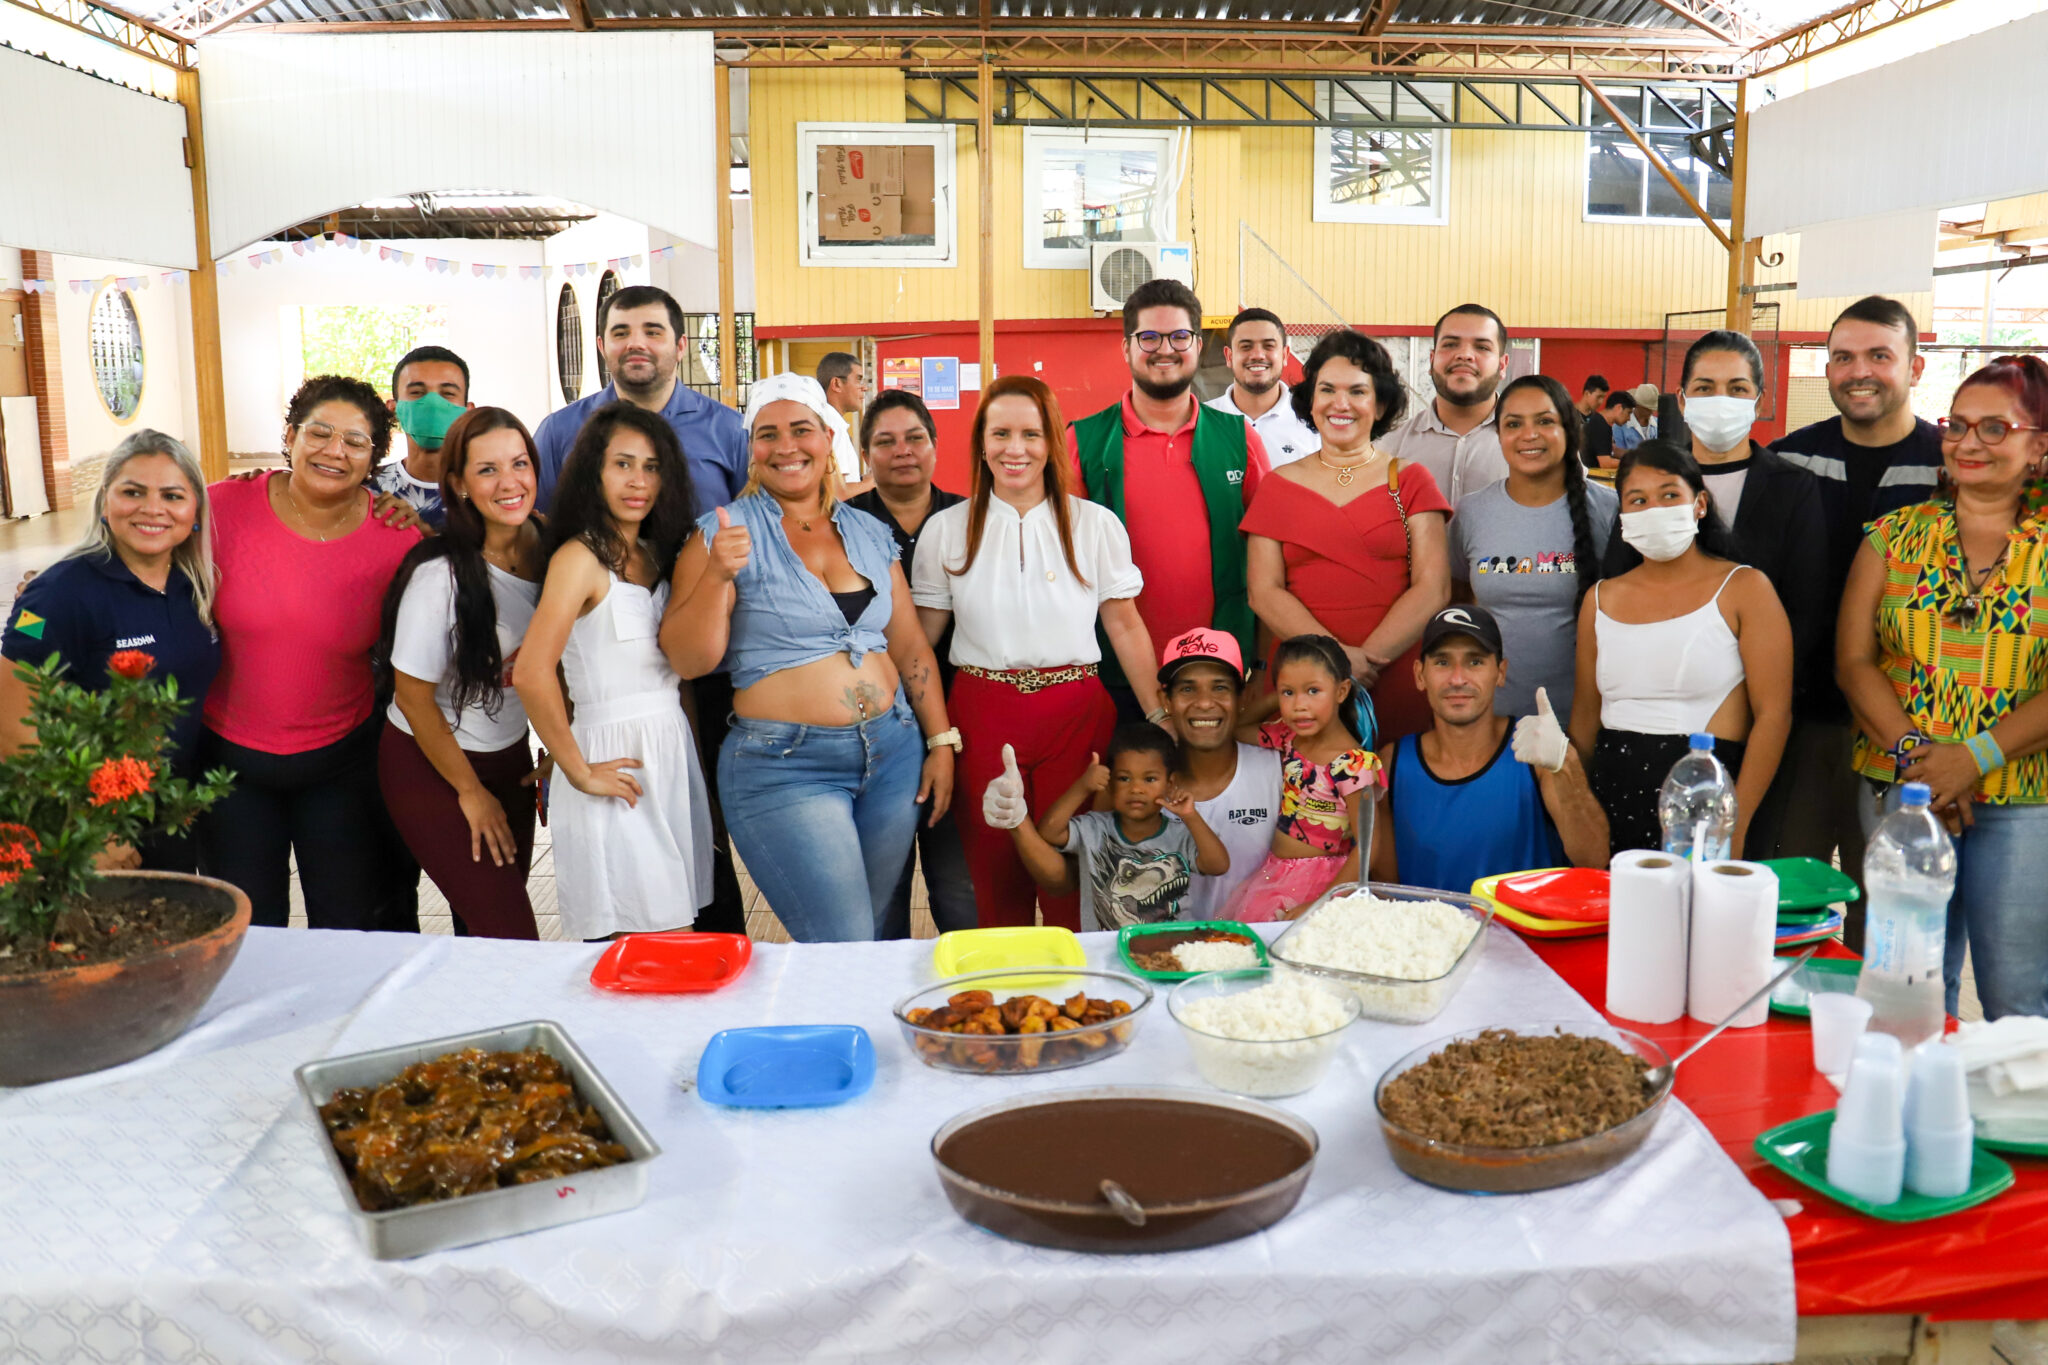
[1224,635,1382,922]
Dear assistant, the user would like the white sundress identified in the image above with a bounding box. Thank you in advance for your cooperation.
[552,572,713,938]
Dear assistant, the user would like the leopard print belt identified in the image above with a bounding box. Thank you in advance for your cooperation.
[958,663,1098,694]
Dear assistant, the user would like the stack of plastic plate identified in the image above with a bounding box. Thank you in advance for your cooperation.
[1469,868,1609,939]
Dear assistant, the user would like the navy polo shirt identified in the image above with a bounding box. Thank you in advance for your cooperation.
[2,552,221,766]
[532,380,750,516]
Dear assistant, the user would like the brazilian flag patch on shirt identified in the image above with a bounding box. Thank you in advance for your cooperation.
[10,609,44,639]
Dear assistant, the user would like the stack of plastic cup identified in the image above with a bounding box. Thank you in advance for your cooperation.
[1905,1044,1973,1199]
[1811,993,1875,1079]
[1826,1032,1906,1205]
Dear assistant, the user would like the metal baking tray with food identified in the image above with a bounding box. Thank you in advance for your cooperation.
[293,1019,661,1261]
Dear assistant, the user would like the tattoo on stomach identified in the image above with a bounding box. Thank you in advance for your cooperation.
[843,680,889,720]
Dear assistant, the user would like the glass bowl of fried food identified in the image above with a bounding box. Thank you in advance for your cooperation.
[893,967,1154,1075]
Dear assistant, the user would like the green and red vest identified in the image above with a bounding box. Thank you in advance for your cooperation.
[1071,400,1256,687]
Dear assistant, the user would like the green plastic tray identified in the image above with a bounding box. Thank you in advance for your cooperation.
[1975,1131,2048,1158]
[1754,1110,2014,1222]
[1761,857,1861,912]
[1768,955,1862,1017]
[1116,920,1269,982]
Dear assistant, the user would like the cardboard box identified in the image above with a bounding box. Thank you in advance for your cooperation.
[820,191,903,242]
[901,145,937,238]
[818,144,904,197]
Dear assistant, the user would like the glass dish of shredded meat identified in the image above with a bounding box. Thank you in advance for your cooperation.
[1373,1025,1674,1194]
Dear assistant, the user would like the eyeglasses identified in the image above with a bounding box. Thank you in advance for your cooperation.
[299,421,374,453]
[1133,330,1198,354]
[1939,415,2040,445]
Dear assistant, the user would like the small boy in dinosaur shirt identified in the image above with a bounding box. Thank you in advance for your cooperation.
[1009,722,1229,932]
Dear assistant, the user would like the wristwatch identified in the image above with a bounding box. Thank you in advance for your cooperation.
[1888,730,1930,767]
[925,727,963,753]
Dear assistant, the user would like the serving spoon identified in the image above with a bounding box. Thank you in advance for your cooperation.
[1642,944,1823,1090]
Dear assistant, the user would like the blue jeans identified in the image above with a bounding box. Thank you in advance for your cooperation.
[1861,784,2048,1019]
[719,698,924,942]
[880,808,978,939]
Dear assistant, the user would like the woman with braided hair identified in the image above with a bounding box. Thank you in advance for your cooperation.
[1446,374,1616,721]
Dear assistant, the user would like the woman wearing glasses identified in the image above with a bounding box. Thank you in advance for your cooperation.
[197,375,423,930]
[1839,355,2048,1020]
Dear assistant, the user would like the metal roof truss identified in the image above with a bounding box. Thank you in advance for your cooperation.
[905,70,1736,134]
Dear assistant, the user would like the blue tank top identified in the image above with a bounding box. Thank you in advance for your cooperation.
[1389,731,1566,894]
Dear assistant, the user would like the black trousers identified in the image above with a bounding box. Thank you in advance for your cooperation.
[690,672,748,936]
[196,715,417,931]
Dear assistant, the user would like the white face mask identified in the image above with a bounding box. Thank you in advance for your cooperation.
[1620,503,1701,562]
[1684,394,1757,453]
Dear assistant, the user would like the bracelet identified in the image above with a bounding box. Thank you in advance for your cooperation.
[1965,730,2006,776]
[924,727,962,753]
[1888,730,1930,766]
[1144,707,1170,726]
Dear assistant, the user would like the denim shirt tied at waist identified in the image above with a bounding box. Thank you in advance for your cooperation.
[697,493,900,689]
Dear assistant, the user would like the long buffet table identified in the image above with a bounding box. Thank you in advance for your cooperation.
[0,922,1796,1365]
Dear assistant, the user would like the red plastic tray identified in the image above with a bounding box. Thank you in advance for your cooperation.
[590,931,753,994]
[1494,867,1612,923]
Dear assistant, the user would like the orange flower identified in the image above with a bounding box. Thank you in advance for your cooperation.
[88,756,155,807]
[106,650,156,681]
[0,823,37,886]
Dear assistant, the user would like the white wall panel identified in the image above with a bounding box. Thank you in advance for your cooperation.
[0,48,195,269]
[1746,9,2048,238]
[197,31,716,258]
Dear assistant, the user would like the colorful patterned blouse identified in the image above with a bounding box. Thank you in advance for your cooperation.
[1257,721,1384,854]
[1852,500,2048,804]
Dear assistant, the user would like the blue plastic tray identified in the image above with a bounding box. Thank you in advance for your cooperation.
[696,1025,876,1108]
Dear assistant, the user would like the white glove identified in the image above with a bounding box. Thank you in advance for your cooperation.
[1512,687,1570,774]
[982,743,1029,830]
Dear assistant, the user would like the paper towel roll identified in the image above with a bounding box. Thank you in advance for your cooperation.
[1607,849,1691,1024]
[1688,860,1779,1029]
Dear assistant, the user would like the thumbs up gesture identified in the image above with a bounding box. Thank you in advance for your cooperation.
[707,504,752,583]
[982,743,1029,830]
[1512,687,1570,773]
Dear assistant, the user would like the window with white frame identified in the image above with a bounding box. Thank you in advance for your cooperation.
[1022,128,1179,270]
[798,123,957,268]
[1584,85,1735,224]
[1313,80,1451,226]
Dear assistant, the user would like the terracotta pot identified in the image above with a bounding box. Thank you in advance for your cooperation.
[0,870,251,1087]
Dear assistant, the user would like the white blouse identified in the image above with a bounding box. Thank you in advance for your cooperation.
[910,495,1144,670]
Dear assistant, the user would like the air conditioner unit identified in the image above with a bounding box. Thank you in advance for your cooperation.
[1090,241,1194,312]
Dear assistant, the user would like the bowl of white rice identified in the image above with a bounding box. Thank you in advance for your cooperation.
[1267,883,1493,1025]
[1168,968,1362,1098]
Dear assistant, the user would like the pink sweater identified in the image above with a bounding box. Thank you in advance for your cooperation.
[203,476,419,755]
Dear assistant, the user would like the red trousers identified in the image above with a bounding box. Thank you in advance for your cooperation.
[378,722,541,940]
[951,669,1117,930]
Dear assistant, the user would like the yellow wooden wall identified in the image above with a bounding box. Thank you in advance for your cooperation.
[750,69,1866,336]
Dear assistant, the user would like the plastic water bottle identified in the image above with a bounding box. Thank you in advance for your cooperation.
[1857,782,1957,1049]
[1658,733,1736,862]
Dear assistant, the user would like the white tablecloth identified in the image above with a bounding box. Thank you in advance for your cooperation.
[0,924,1795,1364]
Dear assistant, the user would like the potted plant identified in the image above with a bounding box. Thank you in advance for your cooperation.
[0,650,243,1086]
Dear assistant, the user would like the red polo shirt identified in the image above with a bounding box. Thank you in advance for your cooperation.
[1069,392,1271,655]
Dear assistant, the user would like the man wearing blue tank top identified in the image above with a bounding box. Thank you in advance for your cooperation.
[1370,606,1609,893]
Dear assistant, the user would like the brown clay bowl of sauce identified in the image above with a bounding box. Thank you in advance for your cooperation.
[931,1086,1319,1252]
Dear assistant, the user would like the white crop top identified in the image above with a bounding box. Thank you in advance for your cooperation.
[1594,567,1747,735]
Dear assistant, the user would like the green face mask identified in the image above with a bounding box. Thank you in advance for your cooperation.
[394,391,466,450]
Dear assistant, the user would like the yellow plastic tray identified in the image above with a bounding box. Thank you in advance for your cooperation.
[930,926,1086,978]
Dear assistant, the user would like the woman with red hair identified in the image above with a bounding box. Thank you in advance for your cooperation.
[911,375,1164,929]
[1838,354,2048,1020]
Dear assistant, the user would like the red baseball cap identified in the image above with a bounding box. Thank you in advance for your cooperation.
[1158,628,1246,684]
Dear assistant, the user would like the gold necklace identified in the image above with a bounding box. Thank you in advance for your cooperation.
[280,478,351,542]
[1317,447,1377,488]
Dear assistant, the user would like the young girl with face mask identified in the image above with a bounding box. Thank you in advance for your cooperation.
[1567,441,1794,858]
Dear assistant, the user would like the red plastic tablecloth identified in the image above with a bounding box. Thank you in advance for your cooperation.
[1530,936,2048,1318]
